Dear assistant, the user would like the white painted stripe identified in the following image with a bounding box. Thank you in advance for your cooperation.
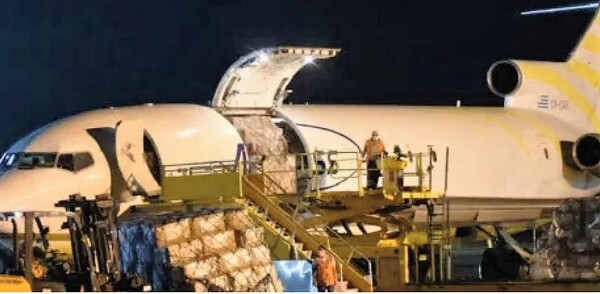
[586,22,600,38]
[554,65,598,106]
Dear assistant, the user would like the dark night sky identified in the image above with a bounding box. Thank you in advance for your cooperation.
[0,0,595,150]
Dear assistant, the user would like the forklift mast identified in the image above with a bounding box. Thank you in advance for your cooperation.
[55,194,121,291]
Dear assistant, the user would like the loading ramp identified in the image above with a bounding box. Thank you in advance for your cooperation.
[242,170,373,292]
[158,147,452,291]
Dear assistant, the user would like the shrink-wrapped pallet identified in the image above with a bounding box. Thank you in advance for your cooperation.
[168,239,203,266]
[155,218,191,248]
[208,274,232,291]
[183,257,218,280]
[194,282,207,292]
[224,209,254,231]
[241,227,264,248]
[118,224,140,273]
[191,211,225,237]
[136,224,156,280]
[119,207,284,292]
[254,264,276,282]
[151,248,169,291]
[229,268,255,292]
[262,155,297,194]
[219,248,253,273]
[250,245,272,266]
[230,115,296,193]
[202,230,237,255]
[267,279,285,292]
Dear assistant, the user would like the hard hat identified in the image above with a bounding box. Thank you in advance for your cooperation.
[372,130,379,136]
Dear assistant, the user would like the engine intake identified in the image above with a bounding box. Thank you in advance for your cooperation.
[487,60,522,97]
[573,133,600,176]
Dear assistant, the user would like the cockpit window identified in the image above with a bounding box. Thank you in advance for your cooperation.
[0,152,58,170]
[57,152,94,172]
[0,152,94,172]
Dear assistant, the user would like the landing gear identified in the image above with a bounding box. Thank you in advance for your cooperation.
[479,246,525,281]
[477,226,529,281]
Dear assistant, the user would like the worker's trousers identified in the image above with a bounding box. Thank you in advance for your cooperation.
[367,159,380,189]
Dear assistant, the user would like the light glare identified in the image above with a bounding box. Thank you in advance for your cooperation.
[521,3,597,15]
[303,56,315,64]
[258,52,269,62]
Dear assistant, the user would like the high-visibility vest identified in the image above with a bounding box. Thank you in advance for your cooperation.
[315,257,337,287]
[363,139,385,159]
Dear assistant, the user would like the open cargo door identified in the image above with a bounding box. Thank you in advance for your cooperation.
[212,47,340,116]
[115,120,161,197]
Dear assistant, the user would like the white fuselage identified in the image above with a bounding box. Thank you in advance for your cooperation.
[281,105,598,200]
[0,103,595,240]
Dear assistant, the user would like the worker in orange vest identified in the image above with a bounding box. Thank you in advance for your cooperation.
[362,130,386,190]
[314,245,338,292]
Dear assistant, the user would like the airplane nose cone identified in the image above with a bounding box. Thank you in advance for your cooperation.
[0,170,45,212]
[0,170,73,236]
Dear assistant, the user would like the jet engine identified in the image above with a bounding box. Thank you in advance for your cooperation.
[573,133,600,177]
[486,59,562,98]
[487,60,522,97]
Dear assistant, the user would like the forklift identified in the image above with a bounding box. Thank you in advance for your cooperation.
[0,194,133,292]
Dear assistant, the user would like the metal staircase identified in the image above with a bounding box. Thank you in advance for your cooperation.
[426,199,451,283]
[241,171,374,292]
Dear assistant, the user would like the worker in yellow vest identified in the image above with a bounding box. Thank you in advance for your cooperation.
[362,130,386,190]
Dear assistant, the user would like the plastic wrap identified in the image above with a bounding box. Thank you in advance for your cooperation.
[136,237,154,266]
[242,227,264,248]
[118,224,139,273]
[250,245,272,266]
[224,209,254,231]
[253,264,273,282]
[117,207,283,292]
[168,239,203,266]
[194,282,207,292]
[183,257,218,280]
[202,230,236,255]
[141,223,157,247]
[229,268,255,292]
[229,116,296,194]
[219,248,253,273]
[191,211,225,237]
[151,248,169,291]
[154,218,192,248]
[207,274,232,292]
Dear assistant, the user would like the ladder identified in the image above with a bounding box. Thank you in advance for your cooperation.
[241,172,373,292]
[426,199,451,283]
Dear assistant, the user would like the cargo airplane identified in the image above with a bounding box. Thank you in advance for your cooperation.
[2,5,600,280]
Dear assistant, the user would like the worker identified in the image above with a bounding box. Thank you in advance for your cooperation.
[362,130,386,190]
[314,245,337,292]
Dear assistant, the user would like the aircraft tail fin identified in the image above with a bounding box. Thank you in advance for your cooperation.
[487,6,600,132]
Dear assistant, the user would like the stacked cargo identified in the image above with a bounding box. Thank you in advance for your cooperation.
[229,116,297,194]
[118,208,284,292]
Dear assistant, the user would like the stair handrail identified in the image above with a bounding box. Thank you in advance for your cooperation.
[277,198,375,278]
[248,160,375,288]
[242,177,373,291]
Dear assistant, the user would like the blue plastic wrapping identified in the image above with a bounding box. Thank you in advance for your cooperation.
[151,248,169,291]
[273,260,316,292]
[118,223,140,274]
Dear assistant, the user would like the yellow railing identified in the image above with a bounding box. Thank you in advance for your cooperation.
[160,160,244,203]
[242,177,374,292]
[255,148,442,201]
[159,145,443,204]
[259,151,365,198]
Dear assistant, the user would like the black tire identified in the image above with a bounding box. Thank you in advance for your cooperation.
[479,248,502,281]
